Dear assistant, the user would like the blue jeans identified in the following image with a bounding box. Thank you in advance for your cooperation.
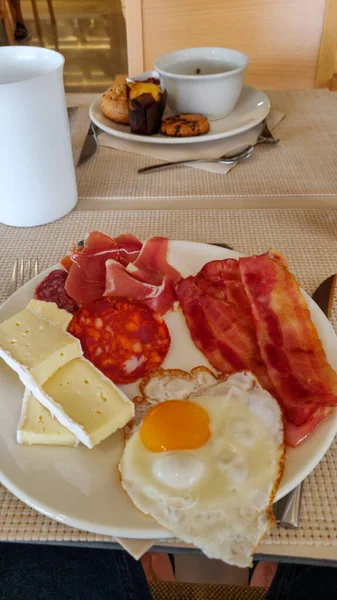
[0,543,153,600]
[265,563,337,599]
[1,543,336,599]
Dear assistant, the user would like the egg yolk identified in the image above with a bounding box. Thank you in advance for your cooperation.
[140,400,210,452]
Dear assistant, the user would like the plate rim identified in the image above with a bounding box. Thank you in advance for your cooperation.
[89,84,271,145]
[1,239,337,539]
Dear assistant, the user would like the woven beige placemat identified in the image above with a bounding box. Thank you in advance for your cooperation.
[68,90,337,204]
[1,208,337,553]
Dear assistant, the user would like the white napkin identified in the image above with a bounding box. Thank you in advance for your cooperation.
[97,110,284,175]
[115,536,154,560]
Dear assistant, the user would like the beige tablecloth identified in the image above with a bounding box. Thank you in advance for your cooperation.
[1,208,337,563]
[68,90,337,209]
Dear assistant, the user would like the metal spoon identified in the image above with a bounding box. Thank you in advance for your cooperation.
[138,145,255,174]
[138,118,280,174]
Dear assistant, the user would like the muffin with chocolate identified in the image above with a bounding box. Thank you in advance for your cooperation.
[127,79,167,135]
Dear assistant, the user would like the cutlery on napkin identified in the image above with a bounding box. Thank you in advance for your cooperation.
[96,109,284,175]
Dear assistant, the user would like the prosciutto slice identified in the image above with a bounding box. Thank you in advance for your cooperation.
[114,233,142,266]
[127,237,180,285]
[105,259,175,315]
[65,232,119,304]
[239,251,337,426]
[175,259,272,391]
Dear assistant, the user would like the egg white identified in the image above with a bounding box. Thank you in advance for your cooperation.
[119,372,284,567]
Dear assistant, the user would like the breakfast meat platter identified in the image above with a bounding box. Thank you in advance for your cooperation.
[1,233,337,567]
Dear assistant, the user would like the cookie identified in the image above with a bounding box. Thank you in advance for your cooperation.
[160,114,210,137]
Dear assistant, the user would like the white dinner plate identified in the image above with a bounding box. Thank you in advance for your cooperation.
[1,241,337,539]
[89,85,270,145]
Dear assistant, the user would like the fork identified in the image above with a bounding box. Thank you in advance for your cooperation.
[9,259,39,295]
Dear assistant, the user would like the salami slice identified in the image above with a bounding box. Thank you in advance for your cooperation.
[35,270,78,314]
[68,297,170,384]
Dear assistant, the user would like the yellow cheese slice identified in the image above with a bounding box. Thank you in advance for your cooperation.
[27,299,72,329]
[41,357,134,448]
[0,306,82,385]
[17,388,78,447]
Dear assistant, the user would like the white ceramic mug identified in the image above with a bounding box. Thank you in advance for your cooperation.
[0,46,77,227]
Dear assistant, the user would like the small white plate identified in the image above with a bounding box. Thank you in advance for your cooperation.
[0,241,337,539]
[89,85,270,145]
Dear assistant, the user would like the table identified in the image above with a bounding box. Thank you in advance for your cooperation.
[1,88,337,564]
[68,89,337,210]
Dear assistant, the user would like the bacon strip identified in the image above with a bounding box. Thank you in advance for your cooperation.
[175,260,272,391]
[239,251,337,426]
[176,253,337,446]
[284,407,333,447]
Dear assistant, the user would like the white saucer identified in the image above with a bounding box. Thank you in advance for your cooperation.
[89,85,270,145]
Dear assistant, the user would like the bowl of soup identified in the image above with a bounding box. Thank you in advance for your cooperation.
[154,47,249,121]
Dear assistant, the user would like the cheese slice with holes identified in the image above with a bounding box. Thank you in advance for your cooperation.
[27,299,72,329]
[17,388,78,446]
[0,305,82,385]
[3,300,134,448]
[32,357,134,448]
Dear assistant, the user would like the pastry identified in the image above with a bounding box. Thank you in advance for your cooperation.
[101,84,129,125]
[127,80,167,135]
[160,114,210,137]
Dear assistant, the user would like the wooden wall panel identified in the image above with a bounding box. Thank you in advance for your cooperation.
[126,0,328,89]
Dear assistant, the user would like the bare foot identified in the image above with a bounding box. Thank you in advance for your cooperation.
[250,561,278,588]
[141,552,175,582]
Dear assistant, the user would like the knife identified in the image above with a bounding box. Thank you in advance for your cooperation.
[77,123,98,166]
[67,106,78,119]
[274,273,337,528]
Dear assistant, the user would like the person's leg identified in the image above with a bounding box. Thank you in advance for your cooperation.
[8,0,24,23]
[8,0,28,40]
[0,542,153,600]
[265,563,337,599]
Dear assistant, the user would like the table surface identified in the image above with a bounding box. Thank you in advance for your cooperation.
[1,208,337,563]
[68,88,337,210]
[2,89,337,563]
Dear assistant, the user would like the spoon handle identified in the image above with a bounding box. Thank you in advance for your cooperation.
[138,146,253,174]
[139,158,203,173]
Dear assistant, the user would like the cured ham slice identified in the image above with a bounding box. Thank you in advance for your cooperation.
[239,251,337,426]
[105,259,175,315]
[114,233,142,266]
[175,260,272,391]
[127,237,180,285]
[65,232,119,305]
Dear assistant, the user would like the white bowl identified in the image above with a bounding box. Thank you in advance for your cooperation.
[154,47,249,121]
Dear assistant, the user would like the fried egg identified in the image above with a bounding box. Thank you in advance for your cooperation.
[119,371,284,567]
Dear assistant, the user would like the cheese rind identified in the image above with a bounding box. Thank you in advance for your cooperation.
[17,388,78,446]
[0,307,82,384]
[34,357,134,448]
